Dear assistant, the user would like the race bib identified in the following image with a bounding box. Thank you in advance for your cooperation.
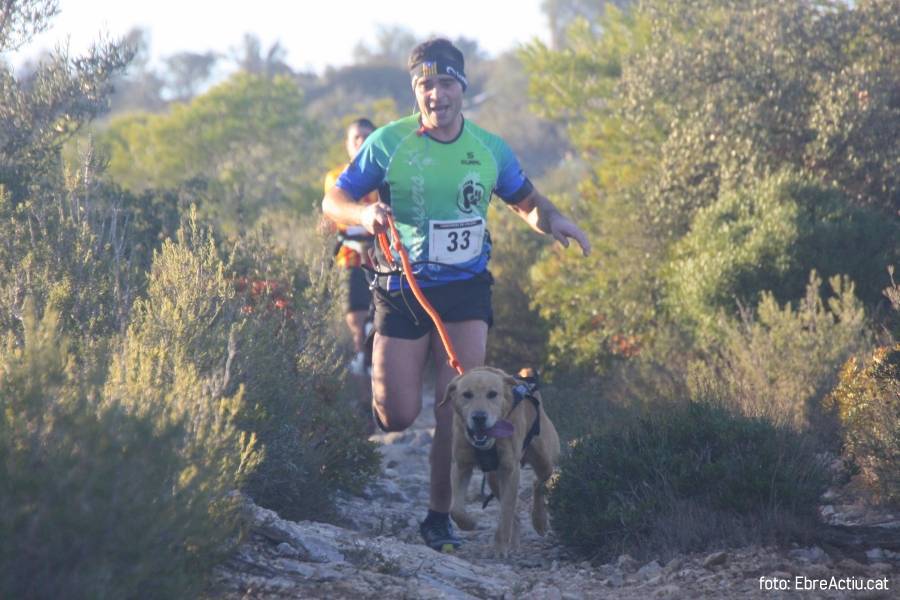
[428,218,485,264]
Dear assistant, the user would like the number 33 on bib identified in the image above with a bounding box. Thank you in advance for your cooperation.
[429,218,485,264]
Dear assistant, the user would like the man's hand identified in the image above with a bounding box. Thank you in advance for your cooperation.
[510,191,592,257]
[360,201,392,235]
[549,213,591,257]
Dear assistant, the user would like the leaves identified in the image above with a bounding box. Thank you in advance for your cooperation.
[521,0,899,370]
[100,73,328,232]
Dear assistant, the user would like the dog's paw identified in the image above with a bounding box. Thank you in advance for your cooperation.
[451,509,477,531]
[492,542,510,559]
[532,503,549,536]
[493,527,515,558]
[532,513,549,537]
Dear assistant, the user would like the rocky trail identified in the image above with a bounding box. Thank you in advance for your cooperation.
[210,387,898,599]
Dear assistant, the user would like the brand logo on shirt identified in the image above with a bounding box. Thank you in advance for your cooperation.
[457,172,485,214]
[460,151,481,166]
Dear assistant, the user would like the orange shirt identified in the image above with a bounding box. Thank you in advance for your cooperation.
[323,164,379,268]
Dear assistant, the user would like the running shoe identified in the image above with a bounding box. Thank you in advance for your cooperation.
[419,515,462,552]
[348,351,366,376]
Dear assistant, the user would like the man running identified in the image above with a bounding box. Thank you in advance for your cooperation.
[322,39,590,552]
[322,118,379,422]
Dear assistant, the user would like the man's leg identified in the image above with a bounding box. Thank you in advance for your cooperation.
[345,310,368,354]
[345,265,373,378]
[346,309,372,427]
[428,320,489,512]
[371,332,430,431]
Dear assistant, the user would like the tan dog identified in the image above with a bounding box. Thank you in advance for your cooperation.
[444,366,560,557]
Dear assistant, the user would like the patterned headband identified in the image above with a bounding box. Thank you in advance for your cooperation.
[410,59,468,91]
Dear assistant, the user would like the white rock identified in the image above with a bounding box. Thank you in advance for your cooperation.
[412,430,434,447]
[664,557,683,572]
[865,548,886,561]
[383,431,414,445]
[702,551,728,568]
[603,572,624,587]
[616,553,638,572]
[637,560,663,579]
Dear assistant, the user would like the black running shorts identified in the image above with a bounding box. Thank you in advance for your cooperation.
[373,273,494,340]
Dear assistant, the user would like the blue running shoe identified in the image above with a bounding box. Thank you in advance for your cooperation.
[419,514,462,552]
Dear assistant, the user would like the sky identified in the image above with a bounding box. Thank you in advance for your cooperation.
[9,0,551,74]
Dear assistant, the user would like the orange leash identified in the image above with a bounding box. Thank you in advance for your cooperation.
[376,216,464,375]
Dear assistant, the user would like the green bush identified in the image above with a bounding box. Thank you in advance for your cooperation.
[541,351,693,447]
[826,344,900,504]
[119,212,378,522]
[99,72,330,233]
[541,374,620,446]
[520,1,898,372]
[0,178,130,345]
[234,221,379,520]
[0,305,252,599]
[884,266,900,340]
[688,271,869,435]
[485,202,550,372]
[548,401,828,559]
[664,172,896,339]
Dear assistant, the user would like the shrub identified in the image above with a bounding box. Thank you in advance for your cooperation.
[231,221,379,520]
[548,401,828,560]
[541,373,622,447]
[0,305,252,599]
[664,172,896,339]
[0,174,133,346]
[884,266,900,340]
[541,351,693,448]
[826,344,900,505]
[99,73,330,233]
[485,202,550,372]
[521,1,898,372]
[688,271,869,435]
[118,212,378,522]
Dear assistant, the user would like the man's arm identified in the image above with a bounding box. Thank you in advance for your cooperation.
[508,189,591,256]
[322,186,391,235]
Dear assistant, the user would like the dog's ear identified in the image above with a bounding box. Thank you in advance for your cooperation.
[442,380,458,408]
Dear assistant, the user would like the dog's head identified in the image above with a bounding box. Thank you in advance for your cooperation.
[444,367,517,449]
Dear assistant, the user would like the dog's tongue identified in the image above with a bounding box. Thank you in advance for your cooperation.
[486,419,514,438]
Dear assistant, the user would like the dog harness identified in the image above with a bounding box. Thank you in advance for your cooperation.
[474,379,542,471]
[476,376,543,508]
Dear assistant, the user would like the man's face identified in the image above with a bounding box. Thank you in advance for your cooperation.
[414,74,464,132]
[345,124,373,159]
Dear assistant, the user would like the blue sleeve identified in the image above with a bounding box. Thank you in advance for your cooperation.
[335,134,386,200]
[491,138,533,204]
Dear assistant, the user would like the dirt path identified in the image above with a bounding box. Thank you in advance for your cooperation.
[210,386,898,599]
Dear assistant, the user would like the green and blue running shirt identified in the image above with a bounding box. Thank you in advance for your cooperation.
[335,114,533,290]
